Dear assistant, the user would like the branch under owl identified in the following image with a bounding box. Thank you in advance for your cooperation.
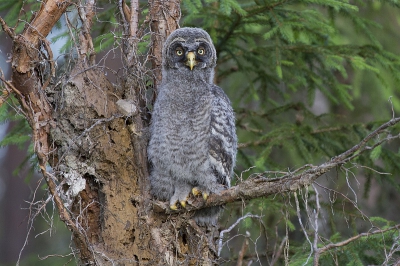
[152,117,400,214]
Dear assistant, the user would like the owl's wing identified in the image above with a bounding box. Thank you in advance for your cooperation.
[209,85,237,188]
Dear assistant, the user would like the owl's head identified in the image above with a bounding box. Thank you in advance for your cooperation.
[162,27,217,73]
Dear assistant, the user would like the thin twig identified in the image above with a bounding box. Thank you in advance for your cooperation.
[314,182,372,224]
[236,232,250,266]
[0,16,15,38]
[0,76,24,98]
[218,213,262,256]
[316,224,400,255]
[381,234,400,265]
[294,191,313,265]
[312,184,320,266]
[270,236,288,266]
[78,0,95,62]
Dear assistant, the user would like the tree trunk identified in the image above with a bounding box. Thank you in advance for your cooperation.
[3,0,217,265]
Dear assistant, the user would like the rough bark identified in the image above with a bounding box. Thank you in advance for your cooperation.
[148,0,181,90]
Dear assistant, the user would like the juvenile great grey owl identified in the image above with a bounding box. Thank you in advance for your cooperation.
[147,27,237,226]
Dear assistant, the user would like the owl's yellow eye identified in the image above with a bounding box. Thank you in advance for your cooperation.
[197,48,205,55]
[176,48,183,56]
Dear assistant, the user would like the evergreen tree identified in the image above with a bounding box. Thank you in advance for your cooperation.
[0,0,399,265]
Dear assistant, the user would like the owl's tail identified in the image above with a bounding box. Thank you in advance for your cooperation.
[194,206,223,227]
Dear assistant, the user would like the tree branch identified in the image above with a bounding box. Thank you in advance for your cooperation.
[24,0,71,44]
[315,224,400,262]
[130,0,139,38]
[148,0,181,92]
[78,0,96,63]
[0,16,15,38]
[152,117,400,213]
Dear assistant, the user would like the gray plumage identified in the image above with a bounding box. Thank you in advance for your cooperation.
[147,27,237,226]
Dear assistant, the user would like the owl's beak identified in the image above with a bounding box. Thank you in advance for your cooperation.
[186,52,196,70]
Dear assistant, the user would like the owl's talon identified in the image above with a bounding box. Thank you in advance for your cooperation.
[170,203,178,210]
[192,187,201,196]
[203,192,209,201]
[180,200,187,208]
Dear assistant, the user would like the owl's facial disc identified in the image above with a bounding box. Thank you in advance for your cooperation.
[186,52,197,70]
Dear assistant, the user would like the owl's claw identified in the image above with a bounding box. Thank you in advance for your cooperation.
[192,187,209,201]
[192,187,201,196]
[170,199,188,210]
[180,200,187,208]
[202,192,209,200]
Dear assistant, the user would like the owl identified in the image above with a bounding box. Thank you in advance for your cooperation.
[147,27,237,226]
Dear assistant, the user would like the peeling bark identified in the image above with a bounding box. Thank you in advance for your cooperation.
[149,0,181,90]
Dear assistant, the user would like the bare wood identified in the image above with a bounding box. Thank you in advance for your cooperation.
[130,0,139,37]
[270,236,288,266]
[148,0,181,91]
[78,0,96,62]
[119,0,140,64]
[119,0,131,34]
[42,169,94,262]
[24,0,71,45]
[0,16,15,38]
[236,237,249,266]
[12,0,71,93]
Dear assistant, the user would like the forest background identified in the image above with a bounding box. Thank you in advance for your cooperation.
[0,0,400,265]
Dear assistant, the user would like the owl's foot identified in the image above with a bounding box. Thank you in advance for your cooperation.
[169,187,191,210]
[180,200,187,208]
[170,197,188,210]
[192,187,201,196]
[170,200,187,210]
[170,203,179,210]
[192,187,209,200]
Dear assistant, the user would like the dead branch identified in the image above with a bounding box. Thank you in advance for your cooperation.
[314,224,400,265]
[23,0,71,44]
[270,236,287,266]
[218,213,262,256]
[236,233,249,266]
[0,75,24,98]
[312,184,321,266]
[41,170,94,263]
[119,0,141,64]
[148,0,181,90]
[294,191,313,264]
[0,16,15,38]
[130,0,139,37]
[78,0,96,63]
[382,234,400,265]
[153,117,400,213]
[121,0,131,23]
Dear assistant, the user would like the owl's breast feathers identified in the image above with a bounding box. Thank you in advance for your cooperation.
[209,85,237,187]
[150,81,236,187]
